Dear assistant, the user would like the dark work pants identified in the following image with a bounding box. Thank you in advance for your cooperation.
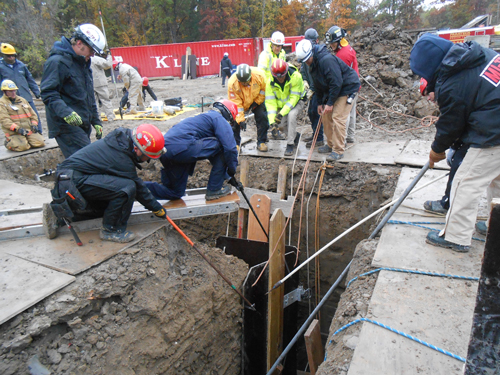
[308,93,323,142]
[145,137,230,200]
[221,69,231,86]
[440,144,469,210]
[28,100,43,134]
[55,125,92,159]
[143,85,157,101]
[74,174,136,232]
[233,102,269,145]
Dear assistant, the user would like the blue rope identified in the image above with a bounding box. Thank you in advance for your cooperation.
[326,318,466,363]
[347,267,478,288]
[388,220,486,243]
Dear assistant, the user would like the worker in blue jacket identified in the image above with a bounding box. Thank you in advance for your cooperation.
[145,100,239,201]
[0,43,43,133]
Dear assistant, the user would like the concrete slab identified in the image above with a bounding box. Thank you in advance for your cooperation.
[0,180,52,210]
[373,167,485,276]
[0,138,59,161]
[5,222,165,275]
[347,271,475,375]
[0,253,75,325]
[394,140,449,170]
[240,140,406,165]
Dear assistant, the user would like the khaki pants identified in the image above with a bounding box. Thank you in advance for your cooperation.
[345,94,357,142]
[441,145,500,245]
[5,132,45,152]
[128,79,144,111]
[94,85,115,121]
[322,96,350,154]
[283,100,305,145]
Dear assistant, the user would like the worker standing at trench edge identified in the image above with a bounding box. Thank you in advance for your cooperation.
[145,100,239,201]
[410,33,500,252]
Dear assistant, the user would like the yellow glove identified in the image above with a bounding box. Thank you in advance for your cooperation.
[153,208,167,219]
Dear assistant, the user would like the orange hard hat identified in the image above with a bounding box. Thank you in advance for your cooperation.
[132,124,165,159]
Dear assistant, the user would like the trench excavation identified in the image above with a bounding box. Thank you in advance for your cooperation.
[0,148,400,375]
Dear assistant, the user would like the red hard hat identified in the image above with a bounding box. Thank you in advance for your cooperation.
[112,60,120,71]
[271,59,289,79]
[213,99,238,124]
[419,78,427,96]
[132,124,165,159]
[142,77,149,86]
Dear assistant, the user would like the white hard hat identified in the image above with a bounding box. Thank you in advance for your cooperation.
[271,31,285,46]
[74,23,106,55]
[296,39,313,63]
[224,52,228,57]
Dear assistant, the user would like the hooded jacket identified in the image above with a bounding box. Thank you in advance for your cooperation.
[310,44,360,106]
[40,37,101,138]
[59,127,162,212]
[228,67,267,123]
[429,42,500,153]
[0,58,40,102]
[220,55,232,71]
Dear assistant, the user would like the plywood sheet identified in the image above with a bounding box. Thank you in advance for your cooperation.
[394,140,449,170]
[0,253,75,325]
[240,140,405,165]
[0,138,59,161]
[347,271,476,375]
[6,222,165,275]
[0,180,51,210]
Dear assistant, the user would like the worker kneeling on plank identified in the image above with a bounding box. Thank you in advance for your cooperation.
[42,124,168,243]
[145,100,239,201]
[0,79,45,151]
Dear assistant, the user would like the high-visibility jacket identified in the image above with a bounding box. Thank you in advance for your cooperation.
[227,67,267,124]
[0,94,38,135]
[258,43,286,82]
[265,65,305,124]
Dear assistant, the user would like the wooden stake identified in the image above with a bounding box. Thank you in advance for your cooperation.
[277,164,288,201]
[247,194,270,242]
[237,159,249,238]
[304,319,324,375]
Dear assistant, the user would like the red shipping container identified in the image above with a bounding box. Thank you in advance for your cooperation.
[437,26,496,43]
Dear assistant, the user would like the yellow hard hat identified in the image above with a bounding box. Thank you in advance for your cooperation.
[1,43,16,55]
[1,80,18,91]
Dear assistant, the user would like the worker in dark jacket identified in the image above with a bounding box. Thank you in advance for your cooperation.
[410,33,500,252]
[0,43,43,133]
[220,52,232,88]
[41,24,105,158]
[145,100,239,201]
[296,39,360,161]
[43,124,167,243]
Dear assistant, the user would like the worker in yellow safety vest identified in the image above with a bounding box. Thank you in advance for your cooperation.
[265,59,305,156]
[258,31,287,81]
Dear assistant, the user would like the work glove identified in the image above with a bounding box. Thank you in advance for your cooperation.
[94,125,103,140]
[429,149,446,168]
[227,167,236,177]
[303,81,310,91]
[239,121,247,131]
[17,128,32,136]
[306,89,314,100]
[228,176,243,191]
[275,113,283,125]
[30,124,38,133]
[153,208,167,219]
[249,102,258,112]
[270,122,278,131]
[64,111,83,127]
[445,148,456,167]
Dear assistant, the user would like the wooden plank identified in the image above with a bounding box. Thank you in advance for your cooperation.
[247,194,270,242]
[304,319,324,375]
[277,164,288,200]
[237,188,294,218]
[0,254,75,325]
[394,140,449,170]
[267,208,286,373]
[0,138,59,161]
[238,159,250,239]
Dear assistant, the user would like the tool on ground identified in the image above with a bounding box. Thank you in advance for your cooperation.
[34,169,55,181]
[98,9,120,101]
[229,177,269,241]
[118,105,123,120]
[166,215,256,311]
[269,164,444,292]
[62,217,82,246]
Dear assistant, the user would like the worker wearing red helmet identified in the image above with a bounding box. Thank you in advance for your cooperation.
[145,100,239,201]
[43,124,167,243]
[266,59,305,156]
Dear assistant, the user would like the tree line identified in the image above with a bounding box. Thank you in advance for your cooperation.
[0,0,496,77]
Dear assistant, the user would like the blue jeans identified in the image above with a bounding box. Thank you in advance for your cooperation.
[308,94,323,142]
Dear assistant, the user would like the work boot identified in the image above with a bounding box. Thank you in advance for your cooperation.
[326,151,344,161]
[423,200,448,214]
[317,145,332,154]
[294,132,301,146]
[284,144,294,156]
[271,128,286,140]
[206,184,231,201]
[100,228,136,243]
[257,143,268,152]
[125,108,137,115]
[476,221,487,235]
[425,231,470,253]
[306,140,324,148]
[346,137,355,144]
[303,134,314,142]
[42,203,58,239]
[137,105,146,112]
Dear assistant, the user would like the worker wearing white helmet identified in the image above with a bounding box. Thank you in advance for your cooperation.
[258,31,287,81]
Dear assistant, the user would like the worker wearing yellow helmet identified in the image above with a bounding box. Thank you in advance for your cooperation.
[0,79,45,151]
